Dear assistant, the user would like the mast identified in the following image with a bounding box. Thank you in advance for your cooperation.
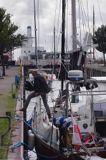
[53,27,56,74]
[61,0,66,91]
[93,6,95,60]
[71,0,77,50]
[33,0,38,67]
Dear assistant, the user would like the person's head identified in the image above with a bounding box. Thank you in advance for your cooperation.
[30,69,39,77]
[43,73,48,80]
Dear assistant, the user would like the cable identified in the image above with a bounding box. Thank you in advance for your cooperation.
[65,0,69,52]
[37,0,40,48]
[56,0,62,52]
[97,0,104,25]
[79,0,89,34]
[78,0,82,43]
[86,0,91,33]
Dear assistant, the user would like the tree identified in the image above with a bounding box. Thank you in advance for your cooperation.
[93,25,106,66]
[0,8,25,75]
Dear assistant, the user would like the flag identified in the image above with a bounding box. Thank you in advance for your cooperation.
[72,117,82,146]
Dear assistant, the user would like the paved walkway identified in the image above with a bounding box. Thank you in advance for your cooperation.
[0,66,24,159]
[0,66,19,115]
[0,66,17,93]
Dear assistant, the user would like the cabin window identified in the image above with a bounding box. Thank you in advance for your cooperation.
[55,54,59,58]
[38,54,43,59]
[30,55,36,59]
[71,95,79,103]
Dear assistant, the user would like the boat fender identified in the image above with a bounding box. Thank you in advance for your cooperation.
[28,130,35,150]
[56,128,59,142]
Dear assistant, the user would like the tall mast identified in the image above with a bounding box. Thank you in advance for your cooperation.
[71,0,77,50]
[93,6,95,60]
[53,27,56,74]
[61,0,66,91]
[33,0,38,67]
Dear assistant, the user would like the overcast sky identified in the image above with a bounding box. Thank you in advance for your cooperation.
[0,0,106,53]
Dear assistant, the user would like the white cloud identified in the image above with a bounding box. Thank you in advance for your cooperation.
[0,0,106,52]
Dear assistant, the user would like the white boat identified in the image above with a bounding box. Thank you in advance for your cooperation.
[22,68,106,160]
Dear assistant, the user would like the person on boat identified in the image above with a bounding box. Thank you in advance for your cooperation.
[53,116,73,151]
[20,69,51,119]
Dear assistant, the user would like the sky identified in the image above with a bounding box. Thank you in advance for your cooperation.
[0,0,106,59]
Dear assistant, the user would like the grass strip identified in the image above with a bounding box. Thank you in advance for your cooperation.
[0,89,18,159]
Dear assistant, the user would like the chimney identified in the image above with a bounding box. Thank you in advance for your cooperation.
[27,26,32,47]
[27,26,32,37]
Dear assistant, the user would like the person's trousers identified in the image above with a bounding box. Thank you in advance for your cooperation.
[24,91,51,119]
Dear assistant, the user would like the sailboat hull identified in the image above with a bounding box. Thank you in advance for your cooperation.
[34,133,85,160]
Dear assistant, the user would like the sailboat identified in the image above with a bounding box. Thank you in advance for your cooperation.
[23,1,106,160]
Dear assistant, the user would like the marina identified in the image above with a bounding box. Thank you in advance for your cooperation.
[1,65,106,160]
[0,0,106,160]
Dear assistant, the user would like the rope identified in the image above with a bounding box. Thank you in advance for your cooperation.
[86,0,91,34]
[97,0,104,25]
[79,0,89,34]
[55,0,61,52]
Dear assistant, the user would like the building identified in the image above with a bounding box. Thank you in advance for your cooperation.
[20,26,46,66]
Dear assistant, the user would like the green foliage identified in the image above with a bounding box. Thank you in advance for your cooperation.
[0,119,10,135]
[0,92,17,159]
[0,147,9,159]
[0,8,25,55]
[0,7,25,76]
[6,94,16,109]
[93,25,106,53]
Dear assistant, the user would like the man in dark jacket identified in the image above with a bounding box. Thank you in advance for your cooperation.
[20,70,51,119]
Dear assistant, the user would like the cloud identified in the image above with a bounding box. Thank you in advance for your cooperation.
[0,0,106,52]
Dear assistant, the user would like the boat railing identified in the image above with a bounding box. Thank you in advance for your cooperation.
[68,90,106,96]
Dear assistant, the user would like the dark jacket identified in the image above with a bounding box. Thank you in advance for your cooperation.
[34,74,50,93]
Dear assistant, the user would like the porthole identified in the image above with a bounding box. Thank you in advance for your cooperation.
[83,123,88,129]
